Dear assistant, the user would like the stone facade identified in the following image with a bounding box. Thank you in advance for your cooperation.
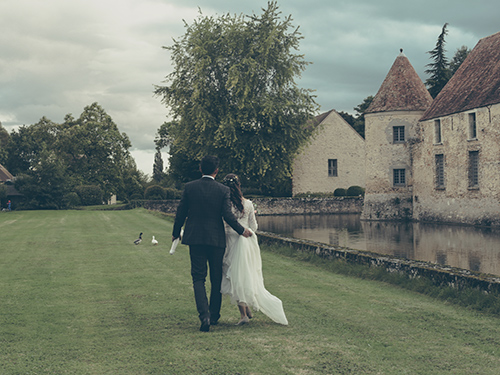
[413,103,500,226]
[362,110,423,221]
[292,110,365,196]
[411,31,500,226]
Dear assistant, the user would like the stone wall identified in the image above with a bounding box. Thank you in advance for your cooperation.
[257,231,500,294]
[133,197,364,216]
[251,197,363,215]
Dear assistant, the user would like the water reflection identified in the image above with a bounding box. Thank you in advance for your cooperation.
[257,214,500,277]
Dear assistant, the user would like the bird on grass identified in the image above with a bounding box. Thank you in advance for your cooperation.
[134,232,143,245]
[152,236,158,245]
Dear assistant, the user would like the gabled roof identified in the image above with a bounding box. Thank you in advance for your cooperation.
[421,31,500,121]
[0,164,14,182]
[309,109,364,140]
[366,51,433,114]
[314,109,335,124]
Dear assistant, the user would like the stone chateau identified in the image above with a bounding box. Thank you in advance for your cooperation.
[293,31,500,227]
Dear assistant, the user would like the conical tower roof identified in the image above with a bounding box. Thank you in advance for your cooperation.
[366,51,433,114]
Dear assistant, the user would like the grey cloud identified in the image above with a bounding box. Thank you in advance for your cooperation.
[1,0,498,175]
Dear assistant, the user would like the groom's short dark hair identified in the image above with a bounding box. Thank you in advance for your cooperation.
[200,155,219,175]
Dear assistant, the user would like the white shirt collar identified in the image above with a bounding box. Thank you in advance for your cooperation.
[202,175,215,180]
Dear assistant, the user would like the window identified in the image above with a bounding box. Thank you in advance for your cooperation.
[434,120,442,144]
[393,169,406,187]
[468,151,479,188]
[468,113,477,139]
[393,126,405,143]
[328,159,337,177]
[435,154,445,188]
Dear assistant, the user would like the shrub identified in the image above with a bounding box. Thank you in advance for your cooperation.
[346,186,365,197]
[144,185,166,200]
[333,188,347,197]
[75,185,103,206]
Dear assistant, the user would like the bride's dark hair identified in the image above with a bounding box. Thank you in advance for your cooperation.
[222,173,244,212]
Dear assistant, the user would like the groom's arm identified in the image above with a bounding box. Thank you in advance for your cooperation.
[172,187,188,239]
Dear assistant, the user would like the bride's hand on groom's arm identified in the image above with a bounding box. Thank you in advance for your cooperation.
[242,228,253,238]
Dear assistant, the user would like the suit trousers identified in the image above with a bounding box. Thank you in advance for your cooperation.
[189,244,225,322]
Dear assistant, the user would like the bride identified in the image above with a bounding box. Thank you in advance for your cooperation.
[221,174,288,326]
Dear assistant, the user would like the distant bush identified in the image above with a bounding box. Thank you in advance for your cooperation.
[144,185,166,200]
[75,185,104,206]
[346,186,365,197]
[164,187,182,199]
[333,188,347,197]
[63,192,81,208]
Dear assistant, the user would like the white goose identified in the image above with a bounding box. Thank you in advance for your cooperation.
[152,236,158,245]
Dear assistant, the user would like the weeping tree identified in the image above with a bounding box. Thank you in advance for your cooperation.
[154,1,318,195]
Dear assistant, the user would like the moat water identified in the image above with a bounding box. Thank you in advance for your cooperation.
[257,214,500,277]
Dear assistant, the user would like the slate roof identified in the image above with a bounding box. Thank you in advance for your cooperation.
[421,31,500,121]
[366,51,433,114]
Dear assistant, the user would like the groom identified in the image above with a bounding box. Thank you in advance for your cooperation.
[172,155,252,332]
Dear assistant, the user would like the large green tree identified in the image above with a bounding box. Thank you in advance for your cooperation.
[6,117,60,175]
[58,103,132,200]
[155,1,318,194]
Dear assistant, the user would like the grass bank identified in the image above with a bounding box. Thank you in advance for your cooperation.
[1,208,500,374]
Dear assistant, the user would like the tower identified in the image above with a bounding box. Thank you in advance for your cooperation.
[361,50,433,221]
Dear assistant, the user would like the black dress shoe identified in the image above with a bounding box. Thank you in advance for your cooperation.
[200,318,210,332]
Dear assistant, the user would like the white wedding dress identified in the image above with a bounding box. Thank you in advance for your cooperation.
[221,199,288,325]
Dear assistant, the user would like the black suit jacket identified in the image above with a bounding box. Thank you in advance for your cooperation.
[172,176,245,248]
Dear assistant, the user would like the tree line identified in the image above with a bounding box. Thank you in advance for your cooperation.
[0,103,147,209]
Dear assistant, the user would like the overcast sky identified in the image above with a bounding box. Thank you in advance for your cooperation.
[1,0,498,175]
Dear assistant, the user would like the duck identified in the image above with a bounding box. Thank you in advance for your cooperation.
[134,232,143,245]
[152,236,158,245]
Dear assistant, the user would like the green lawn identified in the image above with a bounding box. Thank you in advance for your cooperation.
[1,208,500,374]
